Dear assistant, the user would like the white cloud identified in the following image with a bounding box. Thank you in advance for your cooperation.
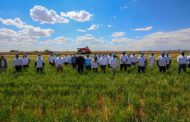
[77,29,86,32]
[0,18,27,28]
[133,26,153,31]
[108,25,112,28]
[120,6,128,10]
[61,10,93,22]
[30,5,69,24]
[112,32,125,37]
[111,28,190,50]
[87,24,99,31]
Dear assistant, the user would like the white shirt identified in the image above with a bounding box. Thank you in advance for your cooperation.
[120,55,127,64]
[64,56,69,63]
[158,56,167,67]
[111,58,118,69]
[36,57,44,68]
[165,56,171,65]
[55,57,64,67]
[130,55,137,63]
[22,57,29,65]
[91,61,98,68]
[1,60,5,67]
[177,55,187,65]
[149,56,155,64]
[126,56,131,64]
[187,56,190,64]
[49,56,55,63]
[13,58,22,66]
[137,56,146,67]
[99,56,108,65]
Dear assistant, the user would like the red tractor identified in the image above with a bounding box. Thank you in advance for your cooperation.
[77,46,91,54]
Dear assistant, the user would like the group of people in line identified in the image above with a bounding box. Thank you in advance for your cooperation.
[0,51,190,75]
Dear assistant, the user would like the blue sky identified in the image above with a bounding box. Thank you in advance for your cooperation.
[0,0,190,51]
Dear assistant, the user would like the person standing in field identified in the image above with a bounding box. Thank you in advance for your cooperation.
[91,57,98,72]
[85,54,92,71]
[177,51,188,74]
[187,53,190,68]
[22,54,30,69]
[149,53,155,68]
[0,55,8,73]
[71,54,77,69]
[120,51,127,71]
[111,54,118,77]
[157,53,167,73]
[137,52,147,73]
[165,52,171,70]
[49,53,55,66]
[99,54,108,73]
[126,53,132,72]
[131,53,137,66]
[35,54,45,73]
[55,54,64,72]
[76,54,85,74]
[13,54,23,72]
[63,55,69,66]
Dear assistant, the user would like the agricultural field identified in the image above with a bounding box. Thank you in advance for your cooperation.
[0,54,190,122]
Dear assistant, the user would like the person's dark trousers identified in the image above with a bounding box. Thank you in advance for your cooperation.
[138,66,145,73]
[36,68,43,73]
[159,66,166,73]
[49,62,55,66]
[93,68,98,72]
[23,65,29,69]
[131,62,136,66]
[120,64,127,71]
[178,64,187,74]
[85,65,91,71]
[64,62,68,66]
[78,65,84,73]
[188,64,190,68]
[72,63,76,69]
[101,65,106,73]
[108,64,111,68]
[15,66,22,72]
[166,64,170,70]
[126,64,131,68]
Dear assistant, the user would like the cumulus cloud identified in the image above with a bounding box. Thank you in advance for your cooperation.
[87,24,99,31]
[111,28,190,50]
[133,26,153,31]
[112,32,125,37]
[61,10,93,22]
[30,5,69,24]
[0,18,28,28]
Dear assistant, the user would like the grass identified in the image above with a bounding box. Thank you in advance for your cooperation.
[0,55,190,122]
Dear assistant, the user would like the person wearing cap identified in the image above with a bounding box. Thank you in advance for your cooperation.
[166,53,171,70]
[35,54,45,73]
[177,51,188,74]
[120,51,127,71]
[76,54,85,74]
[0,55,8,72]
[157,53,167,73]
[91,57,99,72]
[149,53,155,68]
[22,54,30,69]
[130,53,137,65]
[85,54,92,71]
[55,55,64,72]
[63,54,69,66]
[99,54,108,73]
[111,54,118,77]
[13,54,23,72]
[71,54,77,69]
[137,52,147,73]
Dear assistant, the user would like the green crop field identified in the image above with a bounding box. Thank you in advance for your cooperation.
[0,55,190,122]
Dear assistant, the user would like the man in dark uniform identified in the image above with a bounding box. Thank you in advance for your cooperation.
[76,54,85,74]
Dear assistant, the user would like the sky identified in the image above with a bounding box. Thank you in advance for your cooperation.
[0,0,190,51]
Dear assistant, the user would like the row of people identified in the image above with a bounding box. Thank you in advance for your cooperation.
[0,52,190,74]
